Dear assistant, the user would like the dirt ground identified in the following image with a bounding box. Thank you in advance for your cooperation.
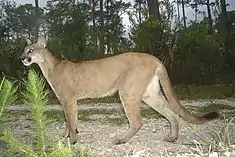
[2,99,235,157]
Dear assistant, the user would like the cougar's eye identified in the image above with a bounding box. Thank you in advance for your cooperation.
[28,48,34,54]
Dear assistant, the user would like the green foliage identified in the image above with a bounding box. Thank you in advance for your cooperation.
[2,129,92,157]
[44,0,130,60]
[210,116,235,151]
[172,22,232,84]
[22,69,49,154]
[45,0,91,60]
[215,10,235,70]
[48,139,92,157]
[174,84,235,100]
[193,116,235,155]
[103,0,131,53]
[178,23,223,64]
[1,1,43,41]
[0,37,27,79]
[131,17,165,52]
[0,76,17,117]
[1,69,92,157]
[2,129,38,157]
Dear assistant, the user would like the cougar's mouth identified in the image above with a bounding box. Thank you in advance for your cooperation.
[21,57,32,66]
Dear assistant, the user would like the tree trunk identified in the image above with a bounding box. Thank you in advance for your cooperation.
[34,0,39,40]
[138,1,142,24]
[194,2,198,22]
[99,0,105,56]
[177,0,181,29]
[105,0,110,54]
[92,0,97,50]
[147,0,161,21]
[155,0,161,21]
[206,0,213,34]
[220,0,229,32]
[181,0,186,29]
[220,0,234,70]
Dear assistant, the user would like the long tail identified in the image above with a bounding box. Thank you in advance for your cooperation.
[157,65,219,124]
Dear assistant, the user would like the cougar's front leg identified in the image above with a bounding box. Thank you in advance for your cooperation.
[62,105,69,138]
[62,107,79,138]
[63,98,78,144]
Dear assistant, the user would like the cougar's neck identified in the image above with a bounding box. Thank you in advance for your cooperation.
[38,50,59,79]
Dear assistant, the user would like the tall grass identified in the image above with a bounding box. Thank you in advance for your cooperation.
[189,116,235,156]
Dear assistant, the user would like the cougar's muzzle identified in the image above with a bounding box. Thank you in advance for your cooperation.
[20,55,32,66]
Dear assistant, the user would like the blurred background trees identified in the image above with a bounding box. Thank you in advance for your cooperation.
[0,0,235,85]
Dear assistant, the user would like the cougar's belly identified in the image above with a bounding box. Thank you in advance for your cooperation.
[77,87,118,100]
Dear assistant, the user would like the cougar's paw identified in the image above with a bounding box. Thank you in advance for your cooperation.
[76,128,79,134]
[164,135,177,143]
[69,139,77,145]
[63,128,79,138]
[112,138,127,145]
[69,138,77,145]
[69,134,78,145]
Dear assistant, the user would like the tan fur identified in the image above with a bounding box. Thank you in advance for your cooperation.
[20,36,219,144]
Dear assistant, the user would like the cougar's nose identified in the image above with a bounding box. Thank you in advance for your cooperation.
[20,55,26,61]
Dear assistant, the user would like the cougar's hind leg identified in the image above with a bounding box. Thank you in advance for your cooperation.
[143,93,179,142]
[113,66,154,144]
[142,74,179,142]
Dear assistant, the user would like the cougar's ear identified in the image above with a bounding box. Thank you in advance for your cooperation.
[26,38,32,45]
[37,35,47,48]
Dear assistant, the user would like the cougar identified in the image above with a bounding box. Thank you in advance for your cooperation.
[20,35,219,145]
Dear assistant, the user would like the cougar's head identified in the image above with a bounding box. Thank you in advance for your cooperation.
[20,36,47,66]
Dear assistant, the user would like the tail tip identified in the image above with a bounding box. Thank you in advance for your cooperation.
[203,111,219,120]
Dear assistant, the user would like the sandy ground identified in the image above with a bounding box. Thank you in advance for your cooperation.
[1,99,235,157]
